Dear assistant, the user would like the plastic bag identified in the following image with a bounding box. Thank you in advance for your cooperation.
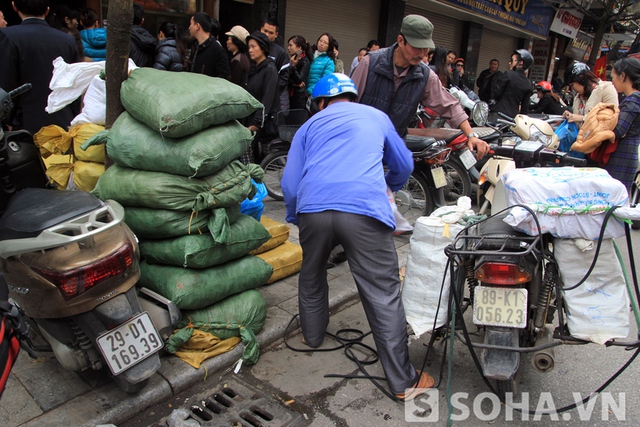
[240,180,268,220]
[387,186,413,235]
[554,119,583,159]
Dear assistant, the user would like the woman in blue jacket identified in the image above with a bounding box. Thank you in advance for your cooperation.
[306,33,336,97]
[80,9,106,61]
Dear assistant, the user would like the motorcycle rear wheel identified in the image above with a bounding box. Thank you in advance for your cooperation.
[442,158,473,205]
[260,150,288,201]
[395,171,434,226]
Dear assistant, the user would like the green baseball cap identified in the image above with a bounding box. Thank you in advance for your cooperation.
[401,15,435,49]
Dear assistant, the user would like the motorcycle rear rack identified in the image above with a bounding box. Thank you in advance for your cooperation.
[446,231,542,259]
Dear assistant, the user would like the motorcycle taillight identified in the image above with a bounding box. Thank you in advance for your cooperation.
[475,262,531,285]
[33,242,135,300]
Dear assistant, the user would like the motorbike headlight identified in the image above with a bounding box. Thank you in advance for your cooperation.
[472,102,489,127]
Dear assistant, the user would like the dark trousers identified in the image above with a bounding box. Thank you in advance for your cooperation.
[297,210,419,393]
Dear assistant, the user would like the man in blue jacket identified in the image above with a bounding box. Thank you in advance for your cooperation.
[281,73,434,401]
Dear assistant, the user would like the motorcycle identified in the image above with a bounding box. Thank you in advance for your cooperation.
[394,129,452,225]
[410,89,499,206]
[445,140,590,396]
[0,86,177,393]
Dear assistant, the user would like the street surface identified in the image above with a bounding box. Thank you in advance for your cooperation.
[121,200,640,427]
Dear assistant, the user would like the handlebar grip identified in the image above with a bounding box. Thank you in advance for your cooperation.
[562,155,587,166]
[8,83,32,99]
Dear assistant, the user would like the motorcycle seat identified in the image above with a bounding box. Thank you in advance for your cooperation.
[404,134,438,153]
[474,212,535,251]
[407,127,464,144]
[0,188,104,241]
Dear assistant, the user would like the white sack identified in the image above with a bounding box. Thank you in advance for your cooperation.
[554,237,630,345]
[47,57,138,114]
[502,167,628,240]
[402,216,463,336]
[70,76,106,126]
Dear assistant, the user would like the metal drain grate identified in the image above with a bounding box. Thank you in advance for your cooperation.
[165,377,305,427]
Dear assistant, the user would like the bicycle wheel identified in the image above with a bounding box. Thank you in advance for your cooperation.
[394,171,433,226]
[442,158,473,205]
[260,150,288,201]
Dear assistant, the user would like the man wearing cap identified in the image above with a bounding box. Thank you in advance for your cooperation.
[351,14,489,157]
[224,25,250,86]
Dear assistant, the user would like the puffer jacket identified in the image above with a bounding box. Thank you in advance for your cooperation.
[153,38,184,72]
[571,102,619,154]
[306,52,335,96]
[80,28,106,61]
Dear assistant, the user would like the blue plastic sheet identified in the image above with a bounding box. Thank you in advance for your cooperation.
[240,180,267,220]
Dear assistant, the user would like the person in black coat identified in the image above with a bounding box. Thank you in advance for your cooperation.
[224,25,250,87]
[531,81,570,115]
[286,35,312,110]
[490,49,534,119]
[476,59,500,102]
[153,22,187,72]
[0,0,79,134]
[188,12,230,79]
[239,31,280,164]
[130,4,156,67]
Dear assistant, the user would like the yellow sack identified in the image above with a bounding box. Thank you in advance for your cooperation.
[173,329,241,369]
[72,161,105,192]
[249,216,290,255]
[33,125,72,157]
[256,240,303,284]
[69,124,106,163]
[43,154,74,190]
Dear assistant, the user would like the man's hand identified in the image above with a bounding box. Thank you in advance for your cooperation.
[468,136,490,159]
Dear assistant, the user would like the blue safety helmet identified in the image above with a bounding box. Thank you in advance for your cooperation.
[311,73,358,102]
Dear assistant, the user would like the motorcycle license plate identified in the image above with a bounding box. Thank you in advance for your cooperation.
[473,287,528,328]
[431,166,447,188]
[459,148,477,169]
[96,312,162,375]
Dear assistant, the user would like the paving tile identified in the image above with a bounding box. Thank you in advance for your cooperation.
[0,375,43,427]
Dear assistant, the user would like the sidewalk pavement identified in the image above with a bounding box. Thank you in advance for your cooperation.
[1,199,413,427]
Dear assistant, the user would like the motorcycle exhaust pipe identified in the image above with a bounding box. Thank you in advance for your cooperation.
[531,325,555,373]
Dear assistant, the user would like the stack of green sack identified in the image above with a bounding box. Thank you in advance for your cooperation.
[89,68,273,365]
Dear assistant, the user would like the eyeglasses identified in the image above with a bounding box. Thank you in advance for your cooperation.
[455,64,464,67]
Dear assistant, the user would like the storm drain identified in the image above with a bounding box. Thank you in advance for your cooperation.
[164,377,305,427]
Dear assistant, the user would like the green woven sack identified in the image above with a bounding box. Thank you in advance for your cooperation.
[124,205,240,240]
[139,214,271,268]
[92,162,264,212]
[166,290,267,364]
[107,112,253,177]
[124,207,210,239]
[138,255,273,310]
[121,68,263,138]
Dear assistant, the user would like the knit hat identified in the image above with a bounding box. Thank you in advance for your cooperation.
[400,15,435,49]
[225,25,250,45]
[246,31,270,55]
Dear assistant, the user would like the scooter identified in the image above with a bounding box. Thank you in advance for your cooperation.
[0,85,177,393]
